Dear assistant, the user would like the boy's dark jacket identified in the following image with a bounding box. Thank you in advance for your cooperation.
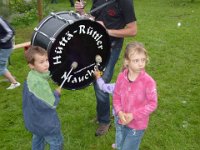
[22,81,61,136]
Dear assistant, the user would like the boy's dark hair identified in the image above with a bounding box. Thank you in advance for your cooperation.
[25,46,47,64]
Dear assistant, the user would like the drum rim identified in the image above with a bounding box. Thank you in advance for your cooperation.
[31,11,111,90]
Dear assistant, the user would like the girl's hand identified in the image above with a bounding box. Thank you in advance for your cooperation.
[118,111,127,125]
[93,70,101,79]
[124,113,134,125]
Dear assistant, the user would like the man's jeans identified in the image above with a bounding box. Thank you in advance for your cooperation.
[93,39,123,124]
[32,132,63,150]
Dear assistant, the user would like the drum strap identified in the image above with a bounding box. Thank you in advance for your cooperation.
[90,0,116,15]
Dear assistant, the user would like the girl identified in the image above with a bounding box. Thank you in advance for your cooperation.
[113,42,158,150]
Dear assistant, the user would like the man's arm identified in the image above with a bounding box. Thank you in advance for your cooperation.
[107,21,137,38]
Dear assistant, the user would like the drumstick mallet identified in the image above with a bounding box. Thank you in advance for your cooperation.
[59,61,78,89]
[95,55,103,76]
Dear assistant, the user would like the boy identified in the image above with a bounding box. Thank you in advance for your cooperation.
[22,46,63,150]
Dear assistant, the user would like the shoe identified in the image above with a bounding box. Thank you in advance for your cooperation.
[112,143,116,149]
[7,82,20,90]
[95,123,111,136]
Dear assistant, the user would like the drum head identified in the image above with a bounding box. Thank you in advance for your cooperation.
[49,19,111,90]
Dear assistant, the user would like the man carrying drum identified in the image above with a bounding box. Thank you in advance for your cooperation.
[75,0,137,136]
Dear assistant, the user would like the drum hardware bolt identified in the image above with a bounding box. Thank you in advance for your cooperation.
[50,12,56,16]
[75,13,81,18]
[50,37,56,43]
[69,11,74,15]
[51,12,69,24]
[67,20,74,24]
[34,27,54,42]
[34,27,38,31]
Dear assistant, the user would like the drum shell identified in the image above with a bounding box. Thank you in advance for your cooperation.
[31,11,83,51]
[31,11,111,90]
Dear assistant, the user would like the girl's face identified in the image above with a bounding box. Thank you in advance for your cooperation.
[127,52,146,73]
[29,54,49,73]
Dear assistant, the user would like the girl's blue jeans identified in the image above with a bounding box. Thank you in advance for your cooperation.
[114,115,123,150]
[93,39,123,124]
[32,132,63,150]
[119,125,145,150]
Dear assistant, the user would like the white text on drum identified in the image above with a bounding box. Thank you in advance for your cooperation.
[79,25,103,50]
[52,25,103,65]
[61,65,98,84]
[53,31,74,65]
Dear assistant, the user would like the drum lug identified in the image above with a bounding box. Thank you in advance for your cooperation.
[34,27,56,43]
[49,37,56,43]
[51,12,74,24]
[67,20,74,24]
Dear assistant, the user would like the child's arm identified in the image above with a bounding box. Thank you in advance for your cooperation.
[96,78,115,94]
[94,70,115,94]
[53,87,62,106]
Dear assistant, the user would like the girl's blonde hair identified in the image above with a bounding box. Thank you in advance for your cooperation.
[122,42,149,71]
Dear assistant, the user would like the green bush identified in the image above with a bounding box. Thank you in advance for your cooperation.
[11,8,38,26]
[8,0,37,26]
[10,0,36,13]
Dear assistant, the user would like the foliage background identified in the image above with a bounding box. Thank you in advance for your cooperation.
[0,0,200,149]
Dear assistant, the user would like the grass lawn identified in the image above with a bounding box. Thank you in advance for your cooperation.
[0,0,200,149]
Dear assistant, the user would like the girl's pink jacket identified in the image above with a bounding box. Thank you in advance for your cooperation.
[113,69,158,130]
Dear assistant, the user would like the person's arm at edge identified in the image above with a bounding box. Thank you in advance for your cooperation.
[0,17,14,43]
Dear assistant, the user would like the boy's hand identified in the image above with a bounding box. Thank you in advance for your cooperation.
[55,87,61,95]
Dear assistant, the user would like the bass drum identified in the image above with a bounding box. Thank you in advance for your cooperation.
[31,11,111,90]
